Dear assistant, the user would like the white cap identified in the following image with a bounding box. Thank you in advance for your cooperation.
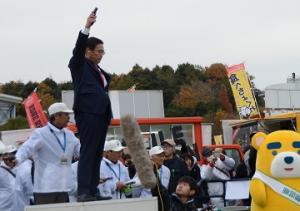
[0,141,6,154]
[48,102,73,116]
[104,140,126,152]
[149,146,165,157]
[4,145,17,154]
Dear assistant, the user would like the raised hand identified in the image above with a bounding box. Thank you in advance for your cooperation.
[85,12,97,29]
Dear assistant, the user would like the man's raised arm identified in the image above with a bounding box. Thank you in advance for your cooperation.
[68,12,97,68]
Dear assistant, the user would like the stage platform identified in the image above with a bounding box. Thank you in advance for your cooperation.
[25,197,158,211]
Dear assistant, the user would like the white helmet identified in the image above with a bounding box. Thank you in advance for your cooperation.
[4,145,17,154]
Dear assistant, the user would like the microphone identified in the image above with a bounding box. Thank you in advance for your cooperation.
[92,7,98,15]
[121,115,157,189]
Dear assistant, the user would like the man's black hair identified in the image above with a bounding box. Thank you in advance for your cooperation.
[122,153,132,160]
[86,37,103,50]
[181,153,194,165]
[202,147,212,158]
[177,176,197,192]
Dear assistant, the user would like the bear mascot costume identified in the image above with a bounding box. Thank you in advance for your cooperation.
[250,130,300,211]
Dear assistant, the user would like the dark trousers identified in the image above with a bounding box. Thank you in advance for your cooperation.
[76,112,110,196]
[33,192,69,205]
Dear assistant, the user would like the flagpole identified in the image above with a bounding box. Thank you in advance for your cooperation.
[246,71,262,118]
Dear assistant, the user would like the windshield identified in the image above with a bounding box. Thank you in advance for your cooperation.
[106,123,195,150]
[232,117,297,150]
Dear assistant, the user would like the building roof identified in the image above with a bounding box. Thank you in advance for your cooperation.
[265,81,300,90]
[0,93,23,104]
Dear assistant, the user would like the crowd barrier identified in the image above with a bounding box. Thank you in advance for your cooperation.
[198,178,251,210]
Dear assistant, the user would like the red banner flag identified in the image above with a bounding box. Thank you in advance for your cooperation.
[23,92,48,128]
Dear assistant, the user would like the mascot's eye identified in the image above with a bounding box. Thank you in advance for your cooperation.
[292,141,300,148]
[272,151,277,156]
[267,142,282,150]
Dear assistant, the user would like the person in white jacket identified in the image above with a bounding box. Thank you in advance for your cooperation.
[15,102,80,205]
[200,147,235,209]
[15,158,34,211]
[98,139,129,199]
[134,145,171,198]
[0,145,18,211]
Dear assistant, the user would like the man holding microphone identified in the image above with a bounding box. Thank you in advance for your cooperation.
[68,9,113,202]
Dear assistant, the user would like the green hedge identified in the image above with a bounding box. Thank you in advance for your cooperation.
[0,116,29,131]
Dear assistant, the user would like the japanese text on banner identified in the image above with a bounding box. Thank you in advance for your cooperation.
[227,63,259,119]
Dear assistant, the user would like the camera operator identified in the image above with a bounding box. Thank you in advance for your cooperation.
[200,147,235,209]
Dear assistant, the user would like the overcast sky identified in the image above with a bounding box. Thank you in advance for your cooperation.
[1,0,300,90]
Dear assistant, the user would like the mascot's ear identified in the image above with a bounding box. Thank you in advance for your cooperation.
[251,132,267,150]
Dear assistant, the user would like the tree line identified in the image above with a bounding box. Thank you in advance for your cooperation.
[0,63,264,134]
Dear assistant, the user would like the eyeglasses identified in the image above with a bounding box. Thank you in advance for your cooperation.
[94,49,105,55]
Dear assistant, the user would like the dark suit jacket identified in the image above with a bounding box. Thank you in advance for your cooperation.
[68,31,112,117]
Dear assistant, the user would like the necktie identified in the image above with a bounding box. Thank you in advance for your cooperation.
[94,65,107,87]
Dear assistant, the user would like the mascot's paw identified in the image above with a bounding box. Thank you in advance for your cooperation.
[250,179,266,206]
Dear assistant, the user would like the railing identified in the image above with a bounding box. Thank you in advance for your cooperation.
[196,178,251,210]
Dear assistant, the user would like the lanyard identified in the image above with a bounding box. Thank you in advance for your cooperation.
[48,126,66,152]
[0,166,16,178]
[105,161,121,181]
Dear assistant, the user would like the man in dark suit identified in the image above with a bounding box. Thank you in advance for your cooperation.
[68,11,112,202]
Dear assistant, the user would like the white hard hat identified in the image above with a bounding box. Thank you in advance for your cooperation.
[48,102,73,116]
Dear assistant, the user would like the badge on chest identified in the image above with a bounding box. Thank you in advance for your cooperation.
[60,154,69,165]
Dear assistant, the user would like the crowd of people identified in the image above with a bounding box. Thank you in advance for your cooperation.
[0,10,257,211]
[0,101,256,211]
